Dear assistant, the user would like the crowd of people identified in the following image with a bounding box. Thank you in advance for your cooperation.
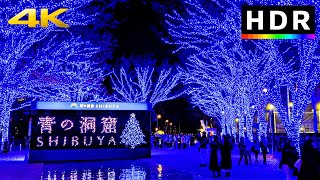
[197,132,269,178]
[151,133,196,150]
[1,136,30,154]
[278,136,320,180]
[196,132,320,179]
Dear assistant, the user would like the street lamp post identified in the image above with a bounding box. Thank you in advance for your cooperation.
[266,103,275,154]
[235,118,239,142]
[165,120,169,133]
[157,114,161,130]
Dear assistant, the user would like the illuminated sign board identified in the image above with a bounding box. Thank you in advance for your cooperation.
[29,102,151,162]
[32,101,152,111]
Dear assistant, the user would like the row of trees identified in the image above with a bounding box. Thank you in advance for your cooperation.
[2,0,319,155]
[0,0,184,149]
[164,0,320,153]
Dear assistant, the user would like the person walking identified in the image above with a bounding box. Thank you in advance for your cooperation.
[178,134,181,149]
[299,136,319,180]
[173,134,177,148]
[245,137,252,164]
[279,140,296,180]
[198,132,209,167]
[238,137,248,165]
[181,134,187,150]
[252,139,260,163]
[260,137,268,164]
[209,135,221,177]
[220,135,233,177]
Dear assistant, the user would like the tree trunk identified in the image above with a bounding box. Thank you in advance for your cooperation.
[258,110,267,141]
[0,109,10,150]
[239,117,245,141]
[288,123,301,155]
[226,124,231,135]
[246,114,253,141]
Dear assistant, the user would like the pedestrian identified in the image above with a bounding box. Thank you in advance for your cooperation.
[252,138,260,163]
[278,138,284,152]
[220,135,233,177]
[173,134,177,148]
[260,137,268,164]
[181,134,187,150]
[238,137,248,165]
[279,140,296,180]
[154,136,159,149]
[298,136,319,180]
[245,137,252,164]
[209,135,221,177]
[198,132,209,167]
[178,134,181,149]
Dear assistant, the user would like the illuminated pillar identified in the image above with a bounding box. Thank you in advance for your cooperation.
[270,110,275,154]
[28,117,32,137]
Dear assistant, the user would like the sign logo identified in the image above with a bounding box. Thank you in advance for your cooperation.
[69,103,78,108]
[242,6,315,39]
[8,8,69,28]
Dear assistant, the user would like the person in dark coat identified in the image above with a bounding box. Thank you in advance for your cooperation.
[260,137,268,164]
[209,135,221,177]
[299,136,319,180]
[220,135,233,177]
[279,140,297,180]
[198,132,209,167]
[238,137,248,165]
[252,139,260,163]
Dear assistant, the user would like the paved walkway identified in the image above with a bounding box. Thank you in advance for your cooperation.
[151,147,286,180]
[0,147,289,179]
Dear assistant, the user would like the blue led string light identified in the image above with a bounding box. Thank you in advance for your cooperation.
[0,0,97,148]
[110,67,185,107]
[270,39,320,155]
[164,0,304,143]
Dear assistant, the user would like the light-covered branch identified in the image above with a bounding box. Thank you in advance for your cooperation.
[110,67,185,107]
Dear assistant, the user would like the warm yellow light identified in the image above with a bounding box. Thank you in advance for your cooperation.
[235,118,239,123]
[157,164,163,173]
[156,130,164,135]
[316,102,320,111]
[155,128,158,131]
[266,103,275,110]
[289,102,293,107]
[165,120,169,123]
[169,122,173,126]
[157,114,162,119]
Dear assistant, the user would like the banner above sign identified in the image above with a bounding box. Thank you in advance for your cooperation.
[32,102,152,111]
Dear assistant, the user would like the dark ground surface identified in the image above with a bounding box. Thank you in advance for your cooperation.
[0,146,288,180]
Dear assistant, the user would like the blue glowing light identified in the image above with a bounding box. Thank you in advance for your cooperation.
[0,0,99,148]
[110,67,185,107]
[33,101,152,111]
[164,0,320,152]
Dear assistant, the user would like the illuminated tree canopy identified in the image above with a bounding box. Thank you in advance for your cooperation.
[164,0,320,153]
[110,66,185,107]
[0,0,100,146]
